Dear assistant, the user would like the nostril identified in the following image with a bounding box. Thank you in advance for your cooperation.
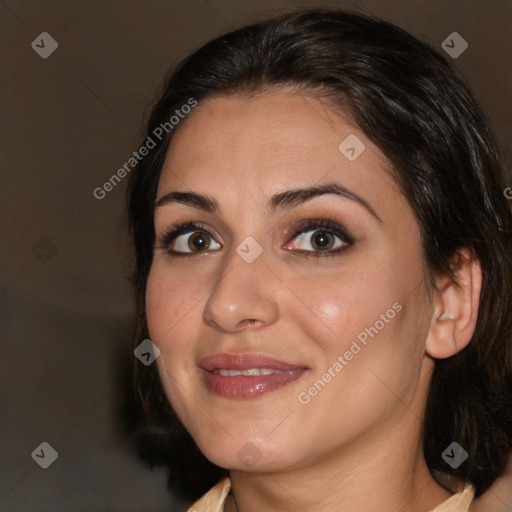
[206,319,219,328]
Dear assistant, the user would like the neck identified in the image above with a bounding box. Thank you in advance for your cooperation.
[226,452,451,512]
[225,412,453,512]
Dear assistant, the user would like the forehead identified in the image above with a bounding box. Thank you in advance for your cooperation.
[157,91,400,217]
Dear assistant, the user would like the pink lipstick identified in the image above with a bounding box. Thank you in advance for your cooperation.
[199,353,308,399]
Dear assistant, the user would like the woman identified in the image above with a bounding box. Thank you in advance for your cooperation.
[126,9,512,512]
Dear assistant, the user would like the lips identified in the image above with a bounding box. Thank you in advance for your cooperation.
[199,352,309,399]
[199,352,306,372]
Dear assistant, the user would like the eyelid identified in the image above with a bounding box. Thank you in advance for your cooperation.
[291,218,354,243]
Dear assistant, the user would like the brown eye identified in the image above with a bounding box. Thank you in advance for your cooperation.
[188,232,210,251]
[165,226,221,255]
[287,226,348,254]
[310,230,335,251]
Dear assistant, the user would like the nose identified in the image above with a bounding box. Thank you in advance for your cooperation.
[202,246,279,333]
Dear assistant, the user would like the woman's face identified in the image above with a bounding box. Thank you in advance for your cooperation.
[146,90,435,472]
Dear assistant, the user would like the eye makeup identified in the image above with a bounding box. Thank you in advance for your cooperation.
[155,217,356,260]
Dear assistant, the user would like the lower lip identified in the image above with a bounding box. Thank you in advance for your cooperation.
[200,369,307,399]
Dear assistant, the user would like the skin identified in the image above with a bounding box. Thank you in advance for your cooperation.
[146,90,482,512]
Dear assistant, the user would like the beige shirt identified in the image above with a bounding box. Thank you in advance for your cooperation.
[187,477,474,512]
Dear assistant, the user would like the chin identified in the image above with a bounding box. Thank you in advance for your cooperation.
[195,432,303,473]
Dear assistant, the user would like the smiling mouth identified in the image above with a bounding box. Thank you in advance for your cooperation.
[199,352,308,398]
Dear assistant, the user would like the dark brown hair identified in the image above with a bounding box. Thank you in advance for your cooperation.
[126,8,512,500]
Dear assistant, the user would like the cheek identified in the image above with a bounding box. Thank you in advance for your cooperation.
[287,266,396,353]
[145,263,197,350]
[287,252,425,380]
[145,263,203,419]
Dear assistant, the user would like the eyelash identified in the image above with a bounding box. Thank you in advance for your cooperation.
[156,218,355,260]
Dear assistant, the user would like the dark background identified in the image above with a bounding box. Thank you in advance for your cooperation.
[1,0,511,511]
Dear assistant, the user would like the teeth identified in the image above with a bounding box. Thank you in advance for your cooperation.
[214,368,285,376]
[217,369,241,376]
[242,368,260,376]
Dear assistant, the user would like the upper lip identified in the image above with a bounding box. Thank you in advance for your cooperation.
[199,352,308,371]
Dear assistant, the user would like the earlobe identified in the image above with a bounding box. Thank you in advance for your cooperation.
[426,248,482,359]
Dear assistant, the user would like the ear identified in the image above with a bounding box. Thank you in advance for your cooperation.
[426,248,482,359]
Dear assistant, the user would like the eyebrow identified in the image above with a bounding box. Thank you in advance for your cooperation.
[155,182,382,222]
